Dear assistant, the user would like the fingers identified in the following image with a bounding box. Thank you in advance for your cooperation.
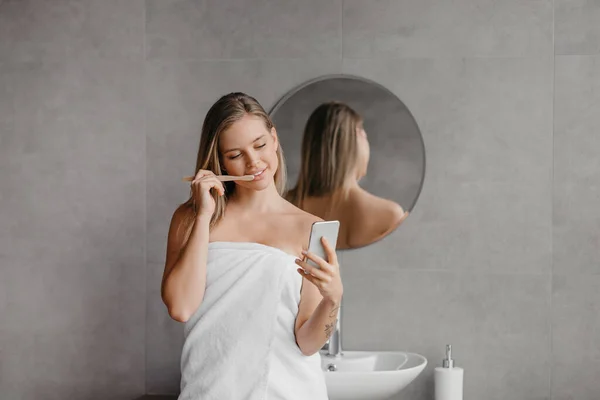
[191,170,225,195]
[320,237,338,265]
[207,180,225,196]
[193,168,214,180]
[195,179,225,196]
[295,265,332,289]
[192,170,221,186]
[299,251,330,272]
[192,169,216,183]
[294,258,331,282]
[301,241,338,272]
[296,268,323,287]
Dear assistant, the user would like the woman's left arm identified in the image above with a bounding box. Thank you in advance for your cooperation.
[294,237,343,356]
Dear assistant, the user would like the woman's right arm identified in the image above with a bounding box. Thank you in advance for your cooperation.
[161,170,225,322]
[161,208,211,323]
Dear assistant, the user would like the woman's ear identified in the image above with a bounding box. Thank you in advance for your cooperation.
[356,126,366,138]
[270,126,279,150]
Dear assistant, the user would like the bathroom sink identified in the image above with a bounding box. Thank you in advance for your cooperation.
[319,350,427,400]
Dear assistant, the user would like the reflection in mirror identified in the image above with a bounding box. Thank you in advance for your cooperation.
[270,76,425,250]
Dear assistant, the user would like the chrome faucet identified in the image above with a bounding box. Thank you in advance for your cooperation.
[321,303,343,358]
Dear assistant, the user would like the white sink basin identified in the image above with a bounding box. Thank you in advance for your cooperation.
[319,350,427,400]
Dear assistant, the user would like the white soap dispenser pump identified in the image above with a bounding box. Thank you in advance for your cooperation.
[434,344,464,400]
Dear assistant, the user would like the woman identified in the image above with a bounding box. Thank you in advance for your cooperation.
[286,101,409,250]
[161,92,341,399]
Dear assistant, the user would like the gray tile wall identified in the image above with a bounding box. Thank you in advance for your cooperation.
[1,1,598,399]
[0,1,146,399]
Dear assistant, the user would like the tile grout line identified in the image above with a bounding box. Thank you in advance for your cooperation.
[550,0,555,398]
[143,0,148,395]
[341,0,344,61]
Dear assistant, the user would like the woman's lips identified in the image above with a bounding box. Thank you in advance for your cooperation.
[251,169,266,180]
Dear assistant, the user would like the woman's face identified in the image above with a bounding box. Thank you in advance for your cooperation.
[218,114,279,191]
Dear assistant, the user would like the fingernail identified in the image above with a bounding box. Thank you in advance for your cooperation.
[301,250,307,255]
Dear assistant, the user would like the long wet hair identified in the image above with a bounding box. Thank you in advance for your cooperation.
[286,101,363,212]
[178,92,287,243]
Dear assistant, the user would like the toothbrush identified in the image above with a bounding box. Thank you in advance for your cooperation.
[182,174,255,182]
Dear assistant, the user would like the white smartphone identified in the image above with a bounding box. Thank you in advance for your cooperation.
[305,220,340,269]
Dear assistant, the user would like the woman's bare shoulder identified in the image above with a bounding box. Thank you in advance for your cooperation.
[281,200,323,248]
[348,188,404,217]
[343,189,406,247]
[172,202,194,225]
[165,203,193,242]
[165,202,196,266]
[283,197,324,223]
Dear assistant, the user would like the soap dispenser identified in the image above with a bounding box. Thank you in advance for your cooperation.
[434,344,463,400]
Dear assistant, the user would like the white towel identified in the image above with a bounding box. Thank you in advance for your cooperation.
[178,241,328,400]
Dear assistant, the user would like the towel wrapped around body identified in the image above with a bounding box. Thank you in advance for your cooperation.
[178,241,329,400]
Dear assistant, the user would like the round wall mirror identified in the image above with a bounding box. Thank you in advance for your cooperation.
[270,75,426,250]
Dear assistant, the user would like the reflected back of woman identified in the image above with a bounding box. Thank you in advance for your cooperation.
[286,101,408,249]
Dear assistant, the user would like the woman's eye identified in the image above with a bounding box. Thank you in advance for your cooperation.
[228,153,242,160]
[257,144,266,149]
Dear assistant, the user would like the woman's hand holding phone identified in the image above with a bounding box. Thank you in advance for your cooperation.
[294,237,343,303]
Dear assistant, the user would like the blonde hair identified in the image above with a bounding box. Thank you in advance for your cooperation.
[179,92,287,242]
[286,101,362,212]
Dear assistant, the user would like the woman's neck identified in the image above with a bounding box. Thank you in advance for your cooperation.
[227,182,284,214]
[343,174,361,190]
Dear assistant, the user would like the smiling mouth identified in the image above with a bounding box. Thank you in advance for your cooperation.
[251,169,265,179]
